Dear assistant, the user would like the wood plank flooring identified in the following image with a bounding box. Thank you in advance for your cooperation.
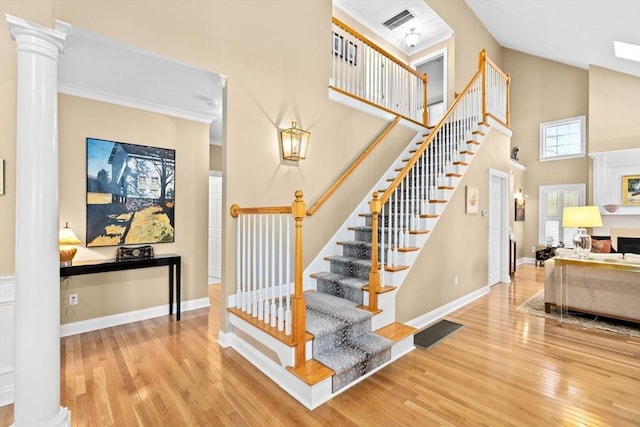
[1,265,639,426]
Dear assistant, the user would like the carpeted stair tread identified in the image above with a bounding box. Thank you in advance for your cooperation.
[306,310,347,357]
[314,344,367,392]
[306,291,372,340]
[313,271,368,304]
[325,255,371,281]
[348,333,393,373]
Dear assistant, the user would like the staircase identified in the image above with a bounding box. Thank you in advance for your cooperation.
[222,48,510,409]
[303,116,489,394]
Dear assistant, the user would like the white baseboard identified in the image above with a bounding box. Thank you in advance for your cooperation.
[405,285,490,330]
[60,297,210,337]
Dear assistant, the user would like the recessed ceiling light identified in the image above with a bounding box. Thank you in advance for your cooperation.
[614,41,640,63]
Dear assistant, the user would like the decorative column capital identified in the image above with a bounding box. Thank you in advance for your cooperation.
[5,14,66,59]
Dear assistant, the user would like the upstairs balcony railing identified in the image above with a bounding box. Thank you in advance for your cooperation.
[331,17,428,126]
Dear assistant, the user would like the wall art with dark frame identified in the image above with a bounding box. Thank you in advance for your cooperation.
[332,32,357,65]
[86,137,176,247]
[332,32,344,58]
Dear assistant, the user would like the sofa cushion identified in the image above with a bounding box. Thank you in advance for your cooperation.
[623,253,640,264]
[591,239,611,253]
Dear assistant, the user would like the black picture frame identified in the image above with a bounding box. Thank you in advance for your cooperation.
[332,32,344,58]
[347,41,358,65]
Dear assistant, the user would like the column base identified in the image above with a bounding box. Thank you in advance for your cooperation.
[12,407,71,427]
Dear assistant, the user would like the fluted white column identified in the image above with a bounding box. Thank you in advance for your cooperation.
[6,15,70,427]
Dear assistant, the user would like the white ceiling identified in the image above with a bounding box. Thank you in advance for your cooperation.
[334,0,453,55]
[465,0,640,77]
[56,22,224,144]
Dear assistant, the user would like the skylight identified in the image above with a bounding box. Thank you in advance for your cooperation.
[614,41,640,63]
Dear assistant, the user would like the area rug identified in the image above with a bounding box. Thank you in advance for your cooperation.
[517,291,640,338]
[414,319,464,349]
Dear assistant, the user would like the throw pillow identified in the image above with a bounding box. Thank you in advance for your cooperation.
[591,239,611,253]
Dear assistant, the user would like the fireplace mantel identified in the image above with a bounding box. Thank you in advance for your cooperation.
[589,148,640,216]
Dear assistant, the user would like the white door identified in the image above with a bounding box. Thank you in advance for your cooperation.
[208,175,222,281]
[488,171,507,285]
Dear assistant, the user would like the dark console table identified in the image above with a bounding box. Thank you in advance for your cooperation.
[60,253,182,321]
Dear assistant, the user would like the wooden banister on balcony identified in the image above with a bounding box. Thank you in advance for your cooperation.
[331,17,428,125]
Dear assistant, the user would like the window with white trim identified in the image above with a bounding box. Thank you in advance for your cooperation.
[539,115,586,161]
[538,184,585,247]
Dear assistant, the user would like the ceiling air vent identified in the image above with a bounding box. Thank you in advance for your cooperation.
[382,9,415,31]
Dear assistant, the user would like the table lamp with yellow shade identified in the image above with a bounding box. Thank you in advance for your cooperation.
[562,206,603,258]
[59,222,82,266]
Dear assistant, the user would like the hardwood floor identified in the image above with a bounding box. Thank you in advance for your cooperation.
[2,265,639,426]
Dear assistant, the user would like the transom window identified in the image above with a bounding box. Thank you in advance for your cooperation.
[538,184,586,247]
[539,115,586,161]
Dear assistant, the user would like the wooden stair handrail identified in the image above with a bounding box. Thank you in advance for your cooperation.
[307,116,402,216]
[367,49,510,312]
[379,67,482,205]
[230,204,291,217]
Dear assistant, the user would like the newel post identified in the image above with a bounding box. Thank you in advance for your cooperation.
[479,49,487,121]
[422,73,429,126]
[506,72,511,126]
[368,192,381,311]
[292,190,307,366]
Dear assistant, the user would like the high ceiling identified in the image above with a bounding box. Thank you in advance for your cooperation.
[465,0,640,77]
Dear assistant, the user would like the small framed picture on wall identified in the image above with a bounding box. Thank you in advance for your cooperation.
[465,186,479,214]
[515,198,525,221]
[622,174,640,206]
[332,32,344,58]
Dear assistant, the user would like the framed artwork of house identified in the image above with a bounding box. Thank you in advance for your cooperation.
[86,137,176,247]
[622,174,640,205]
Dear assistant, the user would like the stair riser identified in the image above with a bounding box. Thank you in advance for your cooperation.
[329,258,370,281]
[316,278,364,305]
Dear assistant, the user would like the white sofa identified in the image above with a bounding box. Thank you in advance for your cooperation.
[544,252,640,323]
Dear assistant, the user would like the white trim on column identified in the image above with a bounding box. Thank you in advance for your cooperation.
[0,276,16,407]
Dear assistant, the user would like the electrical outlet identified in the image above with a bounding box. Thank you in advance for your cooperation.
[531,246,536,253]
[69,293,78,305]
[454,276,458,286]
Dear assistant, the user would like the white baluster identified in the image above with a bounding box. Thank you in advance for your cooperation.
[270,215,277,328]
[284,215,292,336]
[252,215,257,317]
[277,215,284,331]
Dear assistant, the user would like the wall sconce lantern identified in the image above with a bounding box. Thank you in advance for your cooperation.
[59,222,82,266]
[514,188,524,203]
[280,121,310,161]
